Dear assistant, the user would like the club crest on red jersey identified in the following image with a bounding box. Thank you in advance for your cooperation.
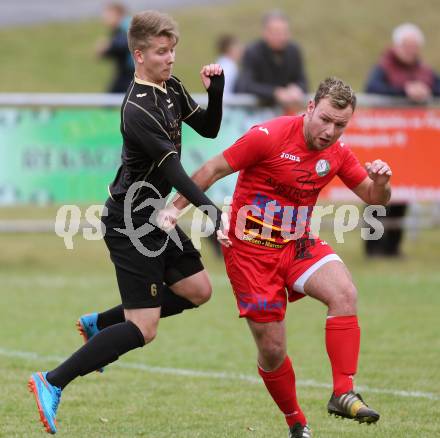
[315,159,331,177]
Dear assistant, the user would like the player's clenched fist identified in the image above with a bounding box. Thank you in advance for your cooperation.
[156,205,180,232]
[200,63,224,91]
[365,159,392,186]
[217,212,231,248]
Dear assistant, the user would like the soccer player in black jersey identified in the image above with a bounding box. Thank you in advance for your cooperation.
[28,10,230,434]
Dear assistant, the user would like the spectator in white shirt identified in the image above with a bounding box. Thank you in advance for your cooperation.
[215,34,243,96]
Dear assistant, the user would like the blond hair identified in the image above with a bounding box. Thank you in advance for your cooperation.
[128,10,179,53]
[314,77,356,110]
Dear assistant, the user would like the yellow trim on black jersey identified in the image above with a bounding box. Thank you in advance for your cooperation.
[134,75,167,93]
[157,150,178,167]
[182,105,200,121]
[107,185,115,200]
[122,80,136,133]
[127,100,172,140]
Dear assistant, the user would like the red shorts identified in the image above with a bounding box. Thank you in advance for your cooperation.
[222,236,342,322]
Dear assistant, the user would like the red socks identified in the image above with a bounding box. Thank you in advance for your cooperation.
[325,315,360,396]
[257,316,360,426]
[258,356,306,427]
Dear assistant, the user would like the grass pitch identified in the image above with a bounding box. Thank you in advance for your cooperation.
[1,1,440,435]
[0,216,439,437]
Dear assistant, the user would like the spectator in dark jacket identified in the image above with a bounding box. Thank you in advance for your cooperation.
[97,3,134,93]
[364,23,440,258]
[235,10,308,113]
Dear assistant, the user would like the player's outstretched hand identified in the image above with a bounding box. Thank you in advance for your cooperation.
[217,212,232,247]
[365,159,392,186]
[156,205,180,232]
[200,64,224,92]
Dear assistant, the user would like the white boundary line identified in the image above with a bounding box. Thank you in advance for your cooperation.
[1,347,438,401]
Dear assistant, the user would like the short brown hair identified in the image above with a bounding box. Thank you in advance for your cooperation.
[216,34,238,55]
[105,3,126,16]
[262,9,290,27]
[128,10,179,54]
[314,77,357,111]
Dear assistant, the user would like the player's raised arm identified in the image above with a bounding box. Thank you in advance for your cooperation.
[351,159,392,205]
[336,144,392,206]
[180,64,224,138]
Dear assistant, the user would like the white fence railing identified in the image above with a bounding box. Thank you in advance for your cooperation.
[0,92,439,233]
[1,93,440,108]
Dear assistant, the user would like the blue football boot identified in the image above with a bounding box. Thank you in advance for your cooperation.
[76,312,104,372]
[28,372,62,434]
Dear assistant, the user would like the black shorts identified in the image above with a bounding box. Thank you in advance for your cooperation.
[102,198,204,309]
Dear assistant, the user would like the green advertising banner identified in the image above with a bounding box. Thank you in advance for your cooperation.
[0,107,277,205]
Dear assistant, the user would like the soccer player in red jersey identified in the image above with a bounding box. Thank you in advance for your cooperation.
[159,77,391,438]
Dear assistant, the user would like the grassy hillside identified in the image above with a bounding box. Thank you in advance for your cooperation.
[1,0,439,93]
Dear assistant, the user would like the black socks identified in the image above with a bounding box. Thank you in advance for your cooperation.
[46,287,199,389]
[96,287,198,330]
[160,287,198,317]
[47,321,144,389]
[97,305,125,330]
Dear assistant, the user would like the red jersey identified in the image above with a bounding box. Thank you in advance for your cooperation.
[223,115,367,248]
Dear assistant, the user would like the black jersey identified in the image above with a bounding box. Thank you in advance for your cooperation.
[109,75,202,206]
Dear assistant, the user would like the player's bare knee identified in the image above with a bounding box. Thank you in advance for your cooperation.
[137,324,158,344]
[341,282,357,307]
[260,349,285,371]
[191,281,212,305]
[330,283,358,314]
[144,329,158,344]
[125,313,160,344]
[259,340,285,366]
